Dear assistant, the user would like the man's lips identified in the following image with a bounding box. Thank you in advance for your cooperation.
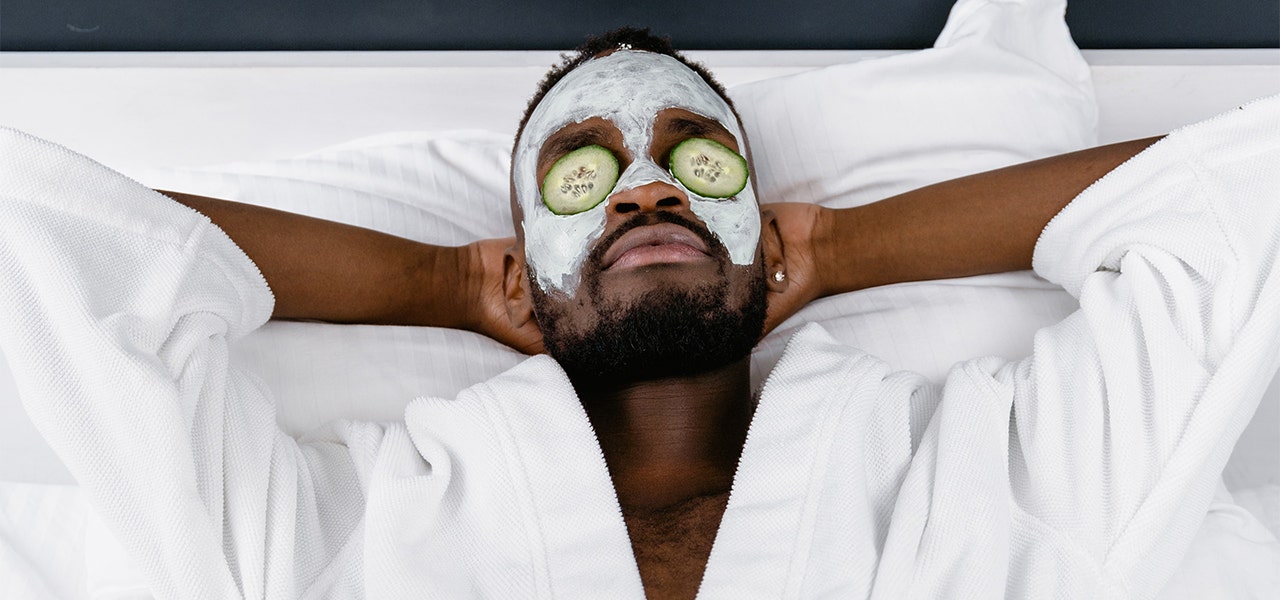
[601,223,712,271]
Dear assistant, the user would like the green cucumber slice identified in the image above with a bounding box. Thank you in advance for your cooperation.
[541,145,620,215]
[668,138,748,198]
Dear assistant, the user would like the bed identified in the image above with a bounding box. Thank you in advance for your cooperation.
[1,0,1278,597]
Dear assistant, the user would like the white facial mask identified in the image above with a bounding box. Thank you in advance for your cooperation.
[514,50,761,296]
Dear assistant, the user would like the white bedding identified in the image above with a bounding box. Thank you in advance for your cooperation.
[1,0,1278,596]
[2,49,1276,177]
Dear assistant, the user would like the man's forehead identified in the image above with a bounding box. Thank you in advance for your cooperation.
[522,50,739,143]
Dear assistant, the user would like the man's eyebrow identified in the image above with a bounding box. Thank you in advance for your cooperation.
[666,116,733,140]
[540,125,615,168]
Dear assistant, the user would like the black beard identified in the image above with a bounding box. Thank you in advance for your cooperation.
[530,212,768,385]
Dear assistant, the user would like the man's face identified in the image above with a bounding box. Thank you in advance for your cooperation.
[511,50,768,381]
[513,50,762,296]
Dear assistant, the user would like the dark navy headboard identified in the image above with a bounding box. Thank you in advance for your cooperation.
[2,0,1276,51]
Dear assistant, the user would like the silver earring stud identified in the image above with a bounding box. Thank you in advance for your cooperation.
[774,271,786,282]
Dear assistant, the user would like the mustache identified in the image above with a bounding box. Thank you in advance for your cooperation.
[586,211,729,273]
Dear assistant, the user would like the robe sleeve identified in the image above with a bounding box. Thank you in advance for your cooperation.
[0,128,373,599]
[1007,96,1280,593]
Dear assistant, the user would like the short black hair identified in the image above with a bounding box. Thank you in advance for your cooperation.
[514,27,736,149]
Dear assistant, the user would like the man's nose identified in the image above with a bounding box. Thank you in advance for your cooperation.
[609,181,689,216]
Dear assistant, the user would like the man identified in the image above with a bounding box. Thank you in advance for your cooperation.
[1,27,1276,599]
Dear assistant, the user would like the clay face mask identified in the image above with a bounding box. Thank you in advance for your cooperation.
[514,50,761,296]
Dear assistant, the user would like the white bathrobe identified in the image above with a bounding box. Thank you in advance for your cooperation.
[1,96,1277,599]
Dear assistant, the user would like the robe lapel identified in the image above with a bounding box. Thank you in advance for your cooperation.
[403,355,645,598]
[698,324,891,599]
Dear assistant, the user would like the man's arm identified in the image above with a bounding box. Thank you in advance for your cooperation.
[167,136,1160,347]
[822,136,1163,294]
[762,137,1161,332]
[161,191,544,353]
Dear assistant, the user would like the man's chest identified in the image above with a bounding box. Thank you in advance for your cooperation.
[624,493,729,600]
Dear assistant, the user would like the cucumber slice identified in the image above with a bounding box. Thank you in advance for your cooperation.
[541,145,620,215]
[668,138,748,198]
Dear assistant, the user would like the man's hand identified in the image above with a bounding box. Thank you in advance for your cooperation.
[463,238,545,355]
[761,202,828,335]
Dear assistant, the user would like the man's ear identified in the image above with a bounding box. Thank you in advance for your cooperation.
[759,209,789,293]
[503,248,537,329]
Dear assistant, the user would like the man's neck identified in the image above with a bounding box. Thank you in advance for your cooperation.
[572,358,754,514]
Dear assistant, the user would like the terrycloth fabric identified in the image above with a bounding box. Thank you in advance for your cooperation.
[1,94,1278,599]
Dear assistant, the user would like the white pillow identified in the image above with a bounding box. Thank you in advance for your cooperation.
[740,0,1097,384]
[734,0,1097,209]
[131,0,1098,434]
[145,129,516,247]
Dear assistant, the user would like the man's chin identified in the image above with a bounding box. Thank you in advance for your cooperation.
[537,270,768,385]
